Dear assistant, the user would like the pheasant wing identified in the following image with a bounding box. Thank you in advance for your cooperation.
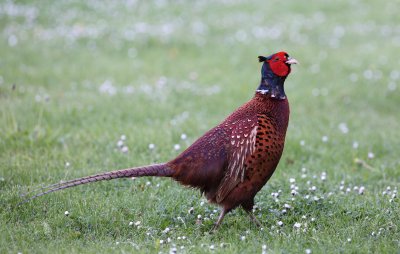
[216,116,258,203]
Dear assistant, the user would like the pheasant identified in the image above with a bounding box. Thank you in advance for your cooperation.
[21,51,298,230]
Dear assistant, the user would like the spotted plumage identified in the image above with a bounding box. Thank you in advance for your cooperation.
[21,51,298,231]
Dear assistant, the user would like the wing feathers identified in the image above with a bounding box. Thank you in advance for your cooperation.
[216,117,258,202]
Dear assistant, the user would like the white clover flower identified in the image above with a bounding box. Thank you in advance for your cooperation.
[169,246,177,254]
[262,244,268,254]
[284,204,292,209]
[321,172,327,181]
[338,123,349,134]
[271,192,279,198]
[117,140,124,147]
[121,146,129,153]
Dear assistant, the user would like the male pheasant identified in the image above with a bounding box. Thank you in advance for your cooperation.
[22,51,298,230]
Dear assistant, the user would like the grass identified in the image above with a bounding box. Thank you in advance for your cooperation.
[1,0,399,253]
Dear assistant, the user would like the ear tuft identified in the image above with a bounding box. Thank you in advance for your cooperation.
[258,56,267,62]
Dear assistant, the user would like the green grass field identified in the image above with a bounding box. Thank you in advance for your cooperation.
[1,0,399,253]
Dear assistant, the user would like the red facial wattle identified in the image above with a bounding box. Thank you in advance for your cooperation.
[269,60,290,77]
[268,52,291,77]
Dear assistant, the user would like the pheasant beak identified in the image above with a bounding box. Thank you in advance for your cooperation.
[285,57,299,65]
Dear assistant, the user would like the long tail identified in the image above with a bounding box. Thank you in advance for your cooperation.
[19,163,173,205]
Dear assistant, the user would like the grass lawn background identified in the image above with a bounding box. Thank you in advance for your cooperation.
[1,0,399,253]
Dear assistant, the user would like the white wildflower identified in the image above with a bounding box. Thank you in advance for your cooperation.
[338,123,349,134]
[359,186,365,195]
[117,140,124,147]
[121,146,129,153]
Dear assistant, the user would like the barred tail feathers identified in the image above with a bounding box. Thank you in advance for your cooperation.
[20,163,173,204]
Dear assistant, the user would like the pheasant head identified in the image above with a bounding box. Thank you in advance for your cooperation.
[257,51,298,99]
